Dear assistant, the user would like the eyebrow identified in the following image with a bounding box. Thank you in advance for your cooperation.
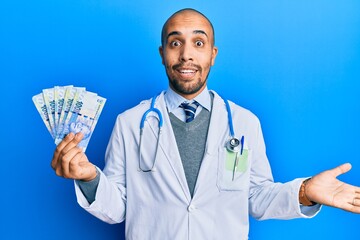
[166,30,208,41]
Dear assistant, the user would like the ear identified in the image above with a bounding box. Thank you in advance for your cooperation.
[159,46,165,65]
[211,46,218,66]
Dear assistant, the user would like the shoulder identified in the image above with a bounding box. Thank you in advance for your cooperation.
[116,98,152,122]
[211,90,260,125]
[115,92,165,124]
[228,100,260,124]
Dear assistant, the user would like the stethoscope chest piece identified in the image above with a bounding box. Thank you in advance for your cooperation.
[226,137,241,153]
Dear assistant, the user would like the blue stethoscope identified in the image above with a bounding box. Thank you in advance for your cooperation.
[139,94,244,180]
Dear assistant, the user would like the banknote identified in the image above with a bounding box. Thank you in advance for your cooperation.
[82,96,107,150]
[32,93,54,138]
[54,85,73,133]
[42,88,56,138]
[56,87,85,141]
[33,85,106,152]
[93,96,106,128]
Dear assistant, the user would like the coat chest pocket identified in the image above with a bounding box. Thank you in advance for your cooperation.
[216,147,251,191]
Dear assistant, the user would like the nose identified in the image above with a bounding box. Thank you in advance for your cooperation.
[179,43,193,62]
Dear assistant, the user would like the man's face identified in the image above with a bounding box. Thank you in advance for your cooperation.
[159,11,218,99]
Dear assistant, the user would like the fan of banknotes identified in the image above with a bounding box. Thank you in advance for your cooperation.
[32,85,106,152]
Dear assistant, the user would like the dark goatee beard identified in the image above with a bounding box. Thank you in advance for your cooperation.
[168,63,211,96]
[169,77,205,95]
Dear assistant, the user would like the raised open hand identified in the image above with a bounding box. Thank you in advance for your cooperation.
[305,163,360,213]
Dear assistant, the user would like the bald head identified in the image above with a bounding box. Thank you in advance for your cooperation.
[161,8,215,47]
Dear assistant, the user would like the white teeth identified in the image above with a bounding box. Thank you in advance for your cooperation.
[180,70,195,73]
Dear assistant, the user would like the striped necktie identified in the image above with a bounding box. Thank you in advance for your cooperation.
[180,101,200,123]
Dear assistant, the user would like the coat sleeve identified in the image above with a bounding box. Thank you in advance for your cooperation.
[74,115,127,224]
[248,118,321,220]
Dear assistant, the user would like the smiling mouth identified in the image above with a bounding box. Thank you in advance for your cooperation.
[176,68,198,78]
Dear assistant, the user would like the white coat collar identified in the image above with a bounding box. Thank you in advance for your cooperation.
[164,87,212,114]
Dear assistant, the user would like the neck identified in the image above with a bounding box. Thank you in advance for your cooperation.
[170,85,207,100]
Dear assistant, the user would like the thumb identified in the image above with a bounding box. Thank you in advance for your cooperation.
[74,132,84,142]
[328,163,352,178]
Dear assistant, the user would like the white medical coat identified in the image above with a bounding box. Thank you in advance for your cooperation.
[75,90,319,240]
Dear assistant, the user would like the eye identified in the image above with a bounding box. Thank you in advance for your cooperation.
[170,41,181,47]
[195,40,204,47]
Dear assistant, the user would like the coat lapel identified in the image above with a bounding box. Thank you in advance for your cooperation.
[147,92,191,202]
[192,91,229,197]
[204,91,229,155]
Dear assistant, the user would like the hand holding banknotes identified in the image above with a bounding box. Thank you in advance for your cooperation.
[33,85,105,180]
[51,132,97,181]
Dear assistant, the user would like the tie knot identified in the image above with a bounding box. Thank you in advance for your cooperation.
[180,101,200,123]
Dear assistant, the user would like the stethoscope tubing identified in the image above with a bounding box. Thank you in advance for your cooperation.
[138,95,163,172]
[138,93,244,173]
[140,95,163,130]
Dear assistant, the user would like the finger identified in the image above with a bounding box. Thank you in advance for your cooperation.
[329,163,352,178]
[350,197,360,213]
[61,147,83,178]
[51,133,75,170]
[347,205,360,214]
[344,202,360,214]
[69,155,96,180]
[68,153,84,178]
[61,132,84,155]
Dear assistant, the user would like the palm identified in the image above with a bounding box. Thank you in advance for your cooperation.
[306,163,360,213]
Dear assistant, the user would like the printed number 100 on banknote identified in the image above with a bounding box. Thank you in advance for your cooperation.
[32,86,106,152]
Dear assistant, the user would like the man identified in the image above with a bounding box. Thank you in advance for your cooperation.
[51,8,360,239]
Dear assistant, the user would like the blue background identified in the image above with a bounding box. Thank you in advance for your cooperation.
[1,0,359,239]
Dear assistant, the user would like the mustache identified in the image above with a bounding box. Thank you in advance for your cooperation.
[172,63,202,71]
